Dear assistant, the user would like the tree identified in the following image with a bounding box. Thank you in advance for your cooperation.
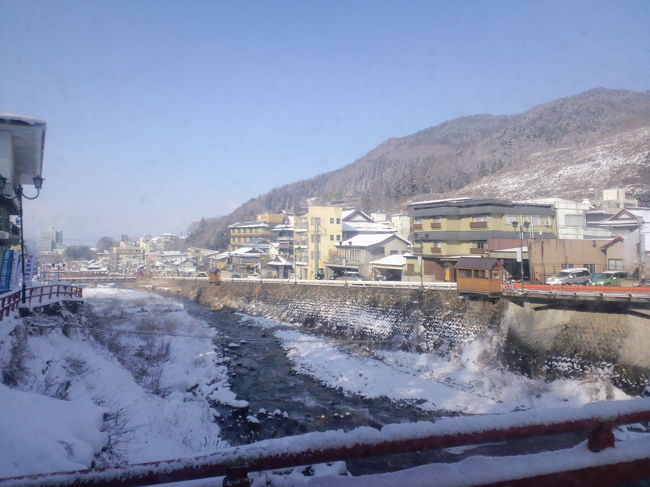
[96,236,116,252]
[64,246,95,261]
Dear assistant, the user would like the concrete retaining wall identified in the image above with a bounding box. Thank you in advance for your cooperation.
[144,280,650,394]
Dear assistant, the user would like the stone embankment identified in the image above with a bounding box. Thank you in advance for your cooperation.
[141,280,649,394]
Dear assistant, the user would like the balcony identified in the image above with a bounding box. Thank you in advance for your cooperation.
[470,248,487,254]
[430,247,442,254]
[413,224,423,230]
[470,221,488,229]
[430,222,441,229]
[412,247,423,255]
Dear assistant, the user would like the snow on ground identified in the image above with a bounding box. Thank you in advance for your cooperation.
[242,315,629,415]
[0,287,242,478]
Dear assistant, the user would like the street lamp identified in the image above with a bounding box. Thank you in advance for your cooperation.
[511,219,530,290]
[0,175,45,304]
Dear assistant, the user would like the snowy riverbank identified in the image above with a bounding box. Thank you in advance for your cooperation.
[0,287,240,478]
[240,314,631,415]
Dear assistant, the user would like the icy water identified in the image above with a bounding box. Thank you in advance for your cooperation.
[175,296,585,475]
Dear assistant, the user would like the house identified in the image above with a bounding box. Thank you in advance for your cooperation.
[408,197,557,281]
[588,207,650,281]
[269,213,294,263]
[327,233,411,280]
[342,209,396,240]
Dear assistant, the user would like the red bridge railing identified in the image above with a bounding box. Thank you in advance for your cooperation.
[0,284,83,321]
[1,398,649,487]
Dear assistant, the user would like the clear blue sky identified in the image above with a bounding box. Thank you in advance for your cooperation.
[1,0,648,245]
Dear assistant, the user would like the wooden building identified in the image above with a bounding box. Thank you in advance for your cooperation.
[455,257,504,297]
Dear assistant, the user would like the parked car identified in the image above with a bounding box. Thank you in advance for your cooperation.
[591,271,628,286]
[546,268,592,286]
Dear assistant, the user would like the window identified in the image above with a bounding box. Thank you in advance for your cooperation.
[565,214,584,227]
[329,235,334,241]
[329,218,334,224]
[471,215,487,222]
[336,218,341,224]
[608,259,623,271]
[336,235,340,241]
[583,264,595,273]
[390,250,399,255]
[474,269,487,279]
[311,217,321,227]
[504,214,518,225]
[459,269,472,278]
[474,241,487,249]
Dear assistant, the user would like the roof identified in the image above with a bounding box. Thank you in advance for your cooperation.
[340,233,410,248]
[370,254,407,267]
[455,257,501,270]
[343,221,396,233]
[0,113,46,187]
[600,236,624,250]
[228,221,269,229]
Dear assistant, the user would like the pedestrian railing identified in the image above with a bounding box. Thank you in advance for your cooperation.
[2,397,649,487]
[0,284,83,321]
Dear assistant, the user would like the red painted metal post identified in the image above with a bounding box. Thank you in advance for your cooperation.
[588,423,615,452]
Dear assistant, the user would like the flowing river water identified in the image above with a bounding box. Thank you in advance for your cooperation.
[173,295,585,475]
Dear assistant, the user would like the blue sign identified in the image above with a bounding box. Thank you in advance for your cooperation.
[0,250,14,293]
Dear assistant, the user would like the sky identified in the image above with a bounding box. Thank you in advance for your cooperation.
[1,0,649,246]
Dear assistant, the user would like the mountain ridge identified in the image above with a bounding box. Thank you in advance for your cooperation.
[189,88,650,249]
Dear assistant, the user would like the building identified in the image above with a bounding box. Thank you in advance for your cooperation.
[588,207,650,281]
[325,233,411,280]
[294,206,343,280]
[342,209,396,240]
[524,198,592,240]
[109,240,145,273]
[228,221,272,249]
[37,226,64,253]
[408,198,557,281]
[0,114,46,249]
[269,213,294,263]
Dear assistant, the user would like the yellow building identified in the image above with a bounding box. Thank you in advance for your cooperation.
[294,206,343,279]
[256,212,285,225]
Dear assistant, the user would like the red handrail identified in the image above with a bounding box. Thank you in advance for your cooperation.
[2,398,649,487]
[0,284,83,321]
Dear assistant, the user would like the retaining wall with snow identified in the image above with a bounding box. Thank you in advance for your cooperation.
[145,280,650,394]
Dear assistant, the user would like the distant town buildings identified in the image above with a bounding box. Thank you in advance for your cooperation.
[38,227,64,253]
[36,187,648,285]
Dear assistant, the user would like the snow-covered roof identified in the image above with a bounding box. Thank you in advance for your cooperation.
[340,233,410,248]
[370,254,408,267]
[343,221,396,233]
[268,256,291,266]
[408,197,471,206]
[228,221,269,229]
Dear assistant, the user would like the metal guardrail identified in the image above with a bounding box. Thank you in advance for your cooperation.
[2,398,650,487]
[0,284,83,321]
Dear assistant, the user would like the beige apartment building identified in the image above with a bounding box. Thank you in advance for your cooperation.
[294,206,343,279]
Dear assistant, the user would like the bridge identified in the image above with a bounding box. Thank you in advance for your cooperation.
[0,284,83,321]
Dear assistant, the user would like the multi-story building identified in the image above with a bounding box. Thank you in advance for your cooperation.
[228,221,271,249]
[37,226,64,254]
[109,240,145,273]
[270,214,294,262]
[294,206,343,280]
[408,198,557,281]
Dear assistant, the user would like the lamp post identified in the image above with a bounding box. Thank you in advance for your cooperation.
[511,219,530,290]
[0,175,44,304]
